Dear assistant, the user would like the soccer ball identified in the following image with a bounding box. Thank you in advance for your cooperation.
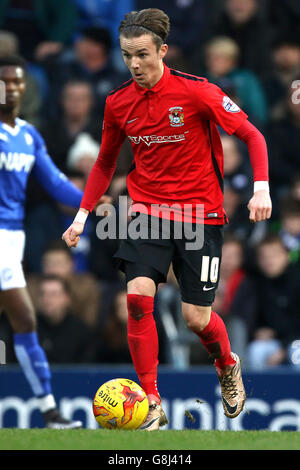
[93,378,149,430]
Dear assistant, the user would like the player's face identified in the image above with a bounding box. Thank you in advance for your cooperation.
[120,34,168,89]
[0,66,26,111]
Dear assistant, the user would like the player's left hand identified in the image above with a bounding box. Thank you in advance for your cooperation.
[247,190,272,223]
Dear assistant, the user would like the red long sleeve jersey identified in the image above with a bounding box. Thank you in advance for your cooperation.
[81,64,250,224]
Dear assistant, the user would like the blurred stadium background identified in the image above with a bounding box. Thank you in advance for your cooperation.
[1,0,300,431]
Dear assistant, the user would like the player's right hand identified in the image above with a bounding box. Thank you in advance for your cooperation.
[62,222,84,248]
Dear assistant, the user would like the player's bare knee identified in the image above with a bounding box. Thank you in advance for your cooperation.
[127,276,156,297]
[182,303,211,332]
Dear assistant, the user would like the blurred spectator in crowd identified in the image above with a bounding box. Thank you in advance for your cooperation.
[87,210,124,284]
[24,171,93,273]
[39,80,100,172]
[222,134,252,200]
[36,274,94,363]
[214,233,249,359]
[25,165,120,282]
[0,29,41,125]
[0,29,18,54]
[262,34,300,118]
[42,25,129,121]
[27,241,101,327]
[280,174,300,236]
[137,0,207,73]
[221,133,269,245]
[223,178,268,246]
[95,289,131,364]
[95,287,167,365]
[266,79,300,210]
[72,0,133,44]
[67,133,99,180]
[278,198,300,261]
[289,173,300,203]
[27,165,125,284]
[0,0,77,62]
[218,234,246,314]
[265,0,300,39]
[72,0,134,71]
[209,0,272,78]
[57,171,112,275]
[26,79,95,224]
[223,180,249,237]
[155,267,194,368]
[204,36,268,126]
[247,234,300,369]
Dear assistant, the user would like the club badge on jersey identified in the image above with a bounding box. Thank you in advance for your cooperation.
[169,106,184,127]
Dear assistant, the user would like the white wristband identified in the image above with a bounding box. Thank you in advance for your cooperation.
[254,181,269,193]
[74,210,88,225]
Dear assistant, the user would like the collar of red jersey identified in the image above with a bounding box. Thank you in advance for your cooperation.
[133,63,170,94]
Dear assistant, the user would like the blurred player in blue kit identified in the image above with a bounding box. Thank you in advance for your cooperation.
[0,55,84,428]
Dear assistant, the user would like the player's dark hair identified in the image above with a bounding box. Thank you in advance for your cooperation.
[0,54,26,70]
[119,8,170,50]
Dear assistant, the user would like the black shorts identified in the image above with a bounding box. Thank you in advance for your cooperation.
[113,214,224,306]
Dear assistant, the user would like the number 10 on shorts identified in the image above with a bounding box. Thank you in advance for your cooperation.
[200,256,220,283]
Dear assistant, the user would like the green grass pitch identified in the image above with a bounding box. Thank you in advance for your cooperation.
[1,429,300,450]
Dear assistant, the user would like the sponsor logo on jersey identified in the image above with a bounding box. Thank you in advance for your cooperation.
[128,132,187,147]
[222,96,240,113]
[169,106,184,127]
[0,152,35,172]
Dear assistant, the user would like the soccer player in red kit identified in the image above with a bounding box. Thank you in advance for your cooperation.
[62,9,272,430]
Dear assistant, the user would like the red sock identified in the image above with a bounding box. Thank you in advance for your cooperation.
[195,311,236,369]
[127,294,160,402]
